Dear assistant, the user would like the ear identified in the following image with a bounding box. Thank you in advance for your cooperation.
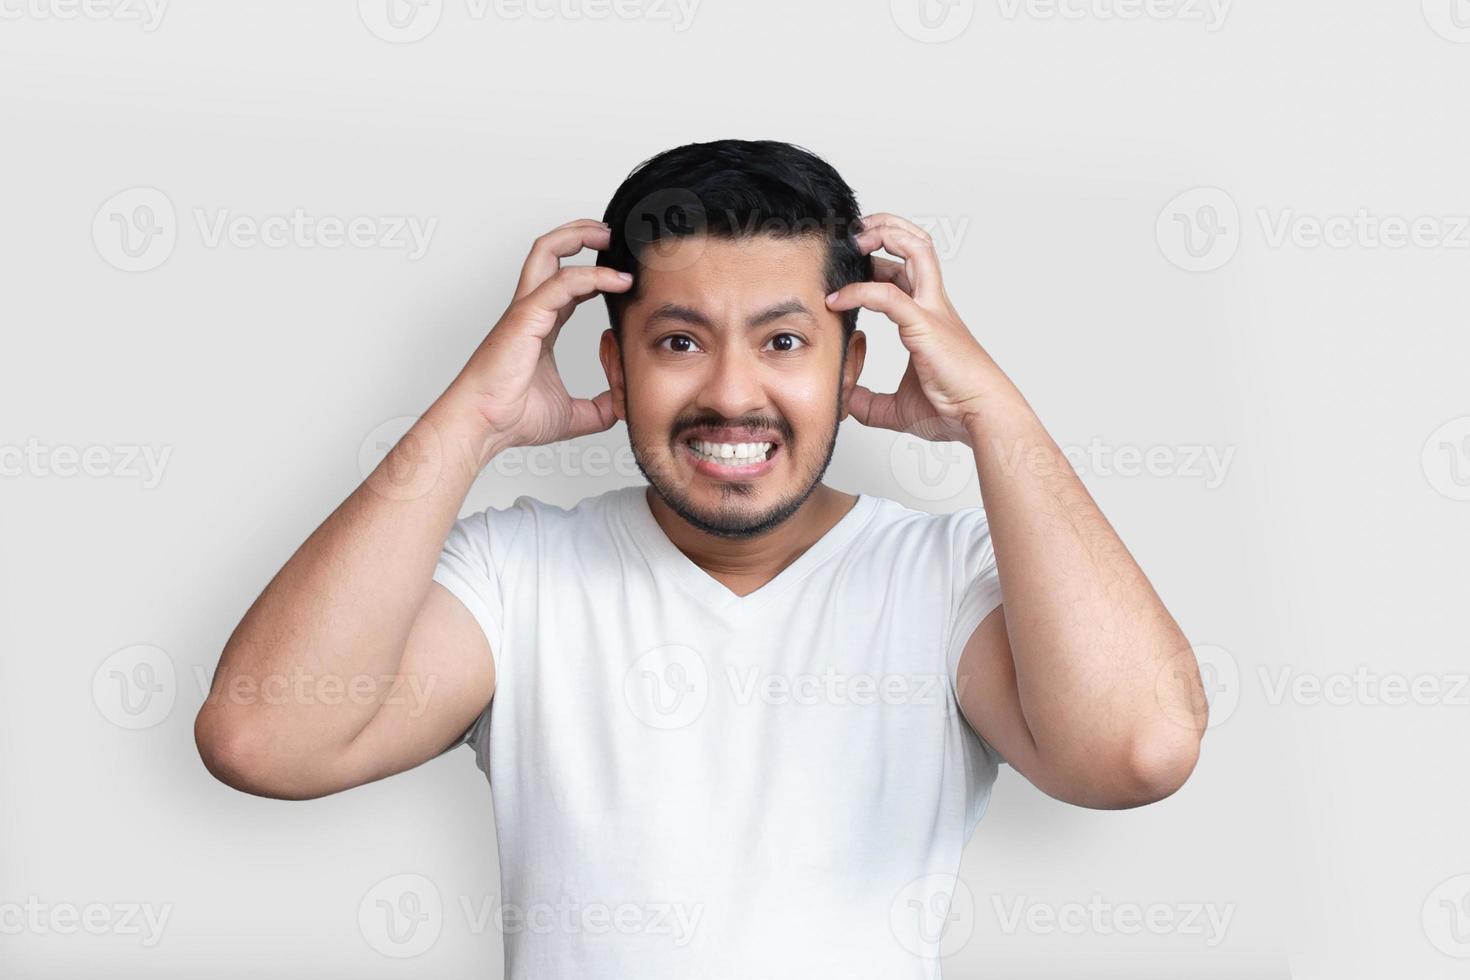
[838,330,867,422]
[598,328,628,422]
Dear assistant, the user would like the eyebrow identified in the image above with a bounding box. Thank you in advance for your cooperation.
[643,299,817,332]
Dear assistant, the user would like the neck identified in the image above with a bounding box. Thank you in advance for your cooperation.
[645,484,857,592]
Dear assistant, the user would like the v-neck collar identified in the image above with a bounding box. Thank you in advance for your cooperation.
[616,484,878,617]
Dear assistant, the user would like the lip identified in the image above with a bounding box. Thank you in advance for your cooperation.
[683,426,782,444]
[679,436,780,480]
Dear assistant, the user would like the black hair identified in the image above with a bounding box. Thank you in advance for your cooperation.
[597,139,872,344]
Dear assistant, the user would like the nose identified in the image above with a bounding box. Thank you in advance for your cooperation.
[694,343,768,423]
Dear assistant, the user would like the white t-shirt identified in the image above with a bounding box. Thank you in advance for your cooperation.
[432,483,1005,979]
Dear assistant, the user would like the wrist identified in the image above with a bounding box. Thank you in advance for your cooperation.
[424,387,517,475]
[957,368,1031,446]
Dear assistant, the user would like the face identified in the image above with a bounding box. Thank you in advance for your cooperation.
[601,234,865,540]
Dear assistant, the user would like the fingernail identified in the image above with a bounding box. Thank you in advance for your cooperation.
[825,291,839,303]
[618,271,633,281]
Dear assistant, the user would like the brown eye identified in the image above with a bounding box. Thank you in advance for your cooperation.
[659,335,700,353]
[765,333,805,353]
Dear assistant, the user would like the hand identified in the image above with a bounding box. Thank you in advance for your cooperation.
[451,219,633,455]
[825,212,1004,446]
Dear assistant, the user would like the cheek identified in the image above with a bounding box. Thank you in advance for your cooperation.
[775,385,840,442]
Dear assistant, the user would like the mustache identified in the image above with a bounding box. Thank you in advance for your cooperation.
[673,419,790,440]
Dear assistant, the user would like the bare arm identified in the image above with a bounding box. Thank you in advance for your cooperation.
[826,211,1206,811]
[954,382,1207,810]
[194,398,498,800]
[194,220,632,799]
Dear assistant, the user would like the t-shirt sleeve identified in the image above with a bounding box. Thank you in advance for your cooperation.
[942,504,1007,766]
[430,499,528,753]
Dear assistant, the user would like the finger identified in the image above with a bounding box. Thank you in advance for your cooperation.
[870,255,913,295]
[846,383,902,432]
[860,212,932,239]
[564,389,618,441]
[515,220,614,300]
[825,280,927,330]
[519,265,633,340]
[854,221,944,307]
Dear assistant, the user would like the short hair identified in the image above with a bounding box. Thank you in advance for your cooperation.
[597,139,872,344]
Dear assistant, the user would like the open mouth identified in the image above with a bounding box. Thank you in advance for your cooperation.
[683,436,782,468]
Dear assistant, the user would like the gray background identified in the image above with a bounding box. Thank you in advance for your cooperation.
[2,1,1467,977]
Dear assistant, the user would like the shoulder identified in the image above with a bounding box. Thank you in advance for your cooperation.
[856,492,993,552]
[465,485,630,542]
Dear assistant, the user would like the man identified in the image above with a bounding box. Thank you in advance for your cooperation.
[195,139,1207,977]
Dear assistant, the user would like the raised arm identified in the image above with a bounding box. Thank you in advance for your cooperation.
[826,211,1206,811]
[194,220,632,799]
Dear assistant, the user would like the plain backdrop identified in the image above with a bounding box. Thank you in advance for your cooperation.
[2,2,1467,977]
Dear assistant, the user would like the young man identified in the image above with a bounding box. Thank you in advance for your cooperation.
[195,139,1207,977]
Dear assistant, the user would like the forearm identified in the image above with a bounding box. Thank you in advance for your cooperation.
[962,371,1204,791]
[197,388,503,763]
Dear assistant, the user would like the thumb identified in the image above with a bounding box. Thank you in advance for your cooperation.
[564,390,618,441]
[847,384,899,432]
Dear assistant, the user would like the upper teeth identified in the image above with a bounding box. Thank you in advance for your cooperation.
[690,439,773,461]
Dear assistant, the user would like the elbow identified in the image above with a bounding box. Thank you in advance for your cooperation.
[1116,729,1202,807]
[1036,730,1202,810]
[194,704,319,801]
[194,704,266,794]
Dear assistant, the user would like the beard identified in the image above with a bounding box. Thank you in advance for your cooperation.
[627,405,843,541]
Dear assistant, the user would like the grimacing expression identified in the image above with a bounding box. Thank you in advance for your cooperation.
[600,234,866,539]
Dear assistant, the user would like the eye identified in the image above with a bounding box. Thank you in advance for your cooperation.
[765,333,806,353]
[657,334,702,354]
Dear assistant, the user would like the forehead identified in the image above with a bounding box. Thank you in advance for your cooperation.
[627,234,828,313]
